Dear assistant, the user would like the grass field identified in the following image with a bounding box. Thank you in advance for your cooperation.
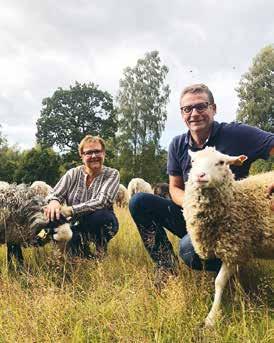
[0,207,273,342]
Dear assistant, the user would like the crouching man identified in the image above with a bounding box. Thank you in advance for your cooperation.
[45,135,120,258]
[129,83,274,287]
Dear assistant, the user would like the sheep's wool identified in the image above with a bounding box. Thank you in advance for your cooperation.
[0,184,47,244]
[183,155,274,265]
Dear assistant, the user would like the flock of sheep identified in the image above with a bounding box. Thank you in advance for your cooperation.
[0,148,273,327]
[115,178,170,208]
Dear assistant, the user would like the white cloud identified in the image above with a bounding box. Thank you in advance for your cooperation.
[0,0,273,149]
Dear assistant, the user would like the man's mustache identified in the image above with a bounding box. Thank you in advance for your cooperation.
[86,157,102,162]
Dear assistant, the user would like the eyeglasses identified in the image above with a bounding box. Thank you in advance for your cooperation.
[180,102,211,114]
[82,149,103,157]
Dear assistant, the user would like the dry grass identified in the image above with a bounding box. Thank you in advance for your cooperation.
[0,207,273,342]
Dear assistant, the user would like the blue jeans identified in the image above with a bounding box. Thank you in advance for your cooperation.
[69,209,119,257]
[129,192,221,272]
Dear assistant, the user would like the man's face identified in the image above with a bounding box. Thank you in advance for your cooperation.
[180,92,216,134]
[81,141,105,172]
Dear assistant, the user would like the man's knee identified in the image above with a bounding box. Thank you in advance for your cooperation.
[179,234,222,272]
[129,192,151,217]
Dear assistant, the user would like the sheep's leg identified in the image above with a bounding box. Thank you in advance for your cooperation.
[7,243,24,266]
[204,263,235,327]
[7,243,13,265]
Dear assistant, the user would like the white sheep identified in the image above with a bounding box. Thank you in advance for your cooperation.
[0,183,72,265]
[30,180,53,197]
[127,178,153,199]
[183,147,274,327]
[0,181,10,190]
[115,184,129,208]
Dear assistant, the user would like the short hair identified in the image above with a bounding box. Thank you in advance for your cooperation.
[180,84,215,104]
[78,135,106,156]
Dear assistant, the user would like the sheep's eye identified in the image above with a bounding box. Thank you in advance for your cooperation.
[216,160,225,166]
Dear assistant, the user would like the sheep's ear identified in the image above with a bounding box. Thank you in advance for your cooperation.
[29,215,48,234]
[226,155,248,166]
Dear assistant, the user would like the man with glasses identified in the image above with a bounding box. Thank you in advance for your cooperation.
[45,135,120,258]
[129,83,274,287]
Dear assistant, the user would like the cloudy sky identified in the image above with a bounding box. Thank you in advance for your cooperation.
[0,0,273,150]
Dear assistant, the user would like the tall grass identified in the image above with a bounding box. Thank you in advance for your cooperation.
[0,207,273,342]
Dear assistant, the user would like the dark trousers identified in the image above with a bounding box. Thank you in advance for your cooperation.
[69,209,119,257]
[129,192,221,272]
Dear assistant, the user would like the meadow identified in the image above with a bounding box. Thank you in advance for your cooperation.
[0,207,273,342]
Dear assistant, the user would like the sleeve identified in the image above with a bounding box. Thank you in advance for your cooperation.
[167,137,183,176]
[72,169,120,214]
[46,170,73,204]
[232,123,274,161]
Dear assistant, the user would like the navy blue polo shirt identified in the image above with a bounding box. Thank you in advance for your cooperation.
[167,121,274,182]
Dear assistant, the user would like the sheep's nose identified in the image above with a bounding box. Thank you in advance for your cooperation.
[197,172,206,181]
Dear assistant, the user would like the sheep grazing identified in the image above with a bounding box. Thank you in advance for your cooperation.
[153,182,171,199]
[0,183,72,265]
[115,184,129,208]
[30,180,53,197]
[127,178,153,199]
[183,147,274,327]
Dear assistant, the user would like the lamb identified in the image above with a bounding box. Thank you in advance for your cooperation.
[153,182,171,199]
[115,184,129,208]
[30,180,53,197]
[183,147,274,327]
[127,178,153,199]
[0,183,72,265]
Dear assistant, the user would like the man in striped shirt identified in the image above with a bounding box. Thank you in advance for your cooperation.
[45,135,120,258]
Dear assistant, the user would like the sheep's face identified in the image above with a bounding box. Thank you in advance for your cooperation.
[188,147,247,188]
[29,211,72,242]
[52,223,73,241]
[45,214,72,241]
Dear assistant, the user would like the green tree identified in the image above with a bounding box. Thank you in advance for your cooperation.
[236,45,274,132]
[138,143,168,184]
[0,126,22,182]
[250,157,274,175]
[36,82,117,158]
[0,124,7,147]
[116,51,170,181]
[0,145,22,183]
[15,145,62,186]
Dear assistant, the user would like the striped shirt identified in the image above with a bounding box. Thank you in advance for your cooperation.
[46,165,120,215]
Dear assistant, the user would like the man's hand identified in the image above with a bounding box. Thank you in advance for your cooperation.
[44,200,61,221]
[267,183,274,211]
[60,205,73,218]
[268,183,274,196]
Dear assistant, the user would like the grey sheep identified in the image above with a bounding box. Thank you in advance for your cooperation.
[153,182,171,199]
[183,147,274,327]
[0,183,72,264]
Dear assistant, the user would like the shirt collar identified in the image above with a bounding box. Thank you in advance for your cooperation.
[185,121,220,148]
